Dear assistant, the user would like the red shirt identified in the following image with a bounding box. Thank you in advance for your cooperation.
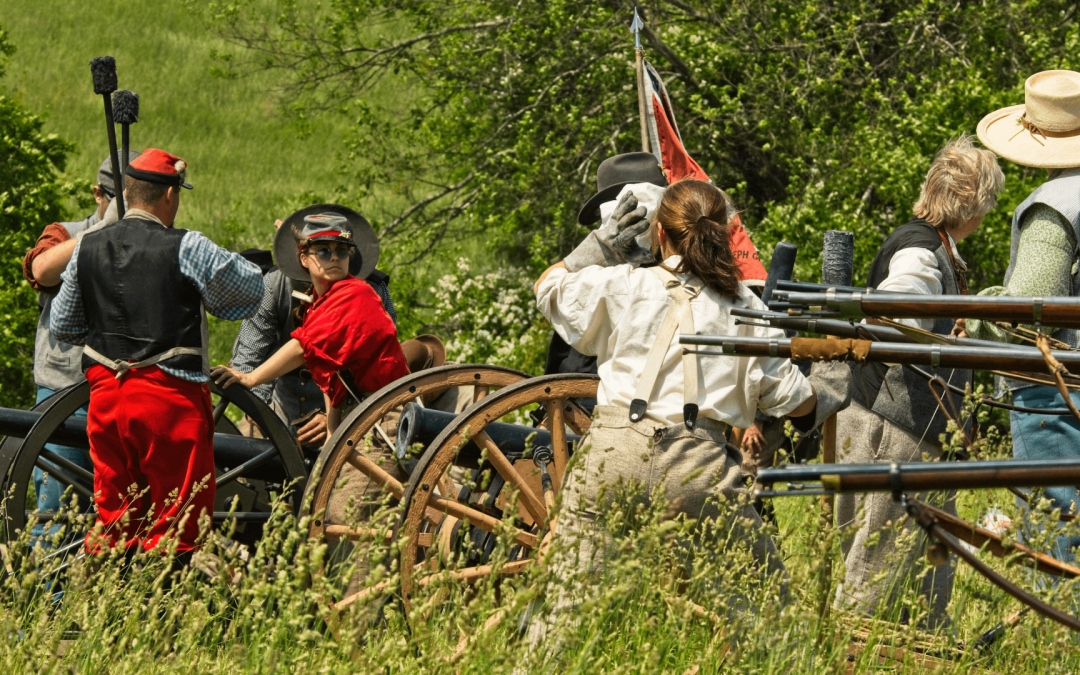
[291,276,409,408]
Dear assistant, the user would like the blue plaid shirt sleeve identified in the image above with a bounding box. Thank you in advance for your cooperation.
[179,232,264,321]
[231,270,284,403]
[49,240,89,345]
[367,278,397,326]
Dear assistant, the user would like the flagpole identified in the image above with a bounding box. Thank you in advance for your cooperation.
[631,8,649,153]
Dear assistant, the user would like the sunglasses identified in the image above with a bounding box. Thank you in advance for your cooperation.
[309,244,352,263]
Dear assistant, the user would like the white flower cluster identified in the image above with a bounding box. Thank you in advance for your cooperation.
[428,257,548,373]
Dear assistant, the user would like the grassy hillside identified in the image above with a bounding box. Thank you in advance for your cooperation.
[0,0,355,364]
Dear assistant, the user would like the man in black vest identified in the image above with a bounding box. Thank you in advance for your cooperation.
[50,148,264,554]
[833,136,1004,627]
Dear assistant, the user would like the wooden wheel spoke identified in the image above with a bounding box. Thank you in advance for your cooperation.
[346,448,403,499]
[545,398,568,494]
[424,492,537,548]
[474,430,547,524]
[212,396,229,424]
[417,558,533,588]
[397,374,599,620]
[33,458,93,501]
[323,524,390,542]
[473,385,489,403]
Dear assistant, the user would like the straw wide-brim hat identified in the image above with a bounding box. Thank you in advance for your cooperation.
[273,204,380,282]
[978,70,1080,169]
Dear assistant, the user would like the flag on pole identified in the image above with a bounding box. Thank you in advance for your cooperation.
[642,61,768,284]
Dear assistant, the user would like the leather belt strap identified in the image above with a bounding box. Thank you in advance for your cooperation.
[83,345,206,380]
[629,267,702,428]
[936,227,969,295]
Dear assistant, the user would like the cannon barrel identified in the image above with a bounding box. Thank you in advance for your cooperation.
[0,406,286,480]
[396,404,580,468]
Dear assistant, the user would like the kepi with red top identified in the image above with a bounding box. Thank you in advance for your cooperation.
[126,147,193,189]
[273,203,381,282]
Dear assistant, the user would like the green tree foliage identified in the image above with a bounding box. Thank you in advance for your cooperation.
[0,26,85,406]
[206,0,1080,290]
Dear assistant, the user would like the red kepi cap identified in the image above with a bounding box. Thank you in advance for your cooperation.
[126,148,193,190]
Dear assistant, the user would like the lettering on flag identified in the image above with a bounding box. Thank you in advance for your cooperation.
[642,61,767,282]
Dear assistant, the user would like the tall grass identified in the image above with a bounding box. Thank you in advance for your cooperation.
[3,453,1080,673]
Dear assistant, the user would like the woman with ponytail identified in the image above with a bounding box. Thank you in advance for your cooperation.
[529,179,818,650]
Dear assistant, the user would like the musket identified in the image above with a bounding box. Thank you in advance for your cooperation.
[730,307,1029,351]
[679,334,1080,376]
[773,280,892,296]
[755,457,1080,496]
[780,291,1080,330]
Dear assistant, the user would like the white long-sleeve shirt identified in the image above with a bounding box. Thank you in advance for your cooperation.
[876,231,966,331]
[536,256,812,428]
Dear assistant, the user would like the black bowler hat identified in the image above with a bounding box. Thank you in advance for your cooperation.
[577,152,669,225]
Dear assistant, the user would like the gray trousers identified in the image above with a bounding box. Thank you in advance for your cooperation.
[833,402,956,627]
[527,405,787,657]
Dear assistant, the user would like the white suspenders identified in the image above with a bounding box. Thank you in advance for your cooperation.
[627,266,702,429]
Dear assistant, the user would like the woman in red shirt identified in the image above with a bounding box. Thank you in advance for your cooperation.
[212,209,409,433]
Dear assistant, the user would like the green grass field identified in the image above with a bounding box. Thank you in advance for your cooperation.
[2,473,1079,674]
[0,0,360,364]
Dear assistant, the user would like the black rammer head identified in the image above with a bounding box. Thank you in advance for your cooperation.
[112,90,140,125]
[89,56,117,95]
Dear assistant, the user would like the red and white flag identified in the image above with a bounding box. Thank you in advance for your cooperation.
[642,61,768,284]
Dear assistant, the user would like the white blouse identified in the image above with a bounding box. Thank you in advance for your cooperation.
[876,231,966,331]
[536,255,812,428]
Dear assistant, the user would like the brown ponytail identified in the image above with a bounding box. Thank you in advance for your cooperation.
[654,179,742,298]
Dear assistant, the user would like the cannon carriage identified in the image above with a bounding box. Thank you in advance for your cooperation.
[0,378,308,545]
[0,362,598,629]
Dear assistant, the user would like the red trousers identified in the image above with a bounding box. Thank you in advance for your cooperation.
[85,365,215,552]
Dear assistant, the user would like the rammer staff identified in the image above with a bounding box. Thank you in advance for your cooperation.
[112,90,140,178]
[89,56,125,218]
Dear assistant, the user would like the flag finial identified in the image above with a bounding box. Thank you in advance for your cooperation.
[630,7,644,50]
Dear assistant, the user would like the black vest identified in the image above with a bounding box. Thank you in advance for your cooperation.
[77,218,204,373]
[851,217,971,442]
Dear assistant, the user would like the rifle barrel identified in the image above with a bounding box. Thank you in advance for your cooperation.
[730,308,1031,350]
[783,292,1080,330]
[774,280,914,295]
[679,335,1080,372]
[757,458,1080,494]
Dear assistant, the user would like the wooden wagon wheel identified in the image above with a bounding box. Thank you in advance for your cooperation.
[1,379,307,543]
[301,364,529,543]
[384,373,598,619]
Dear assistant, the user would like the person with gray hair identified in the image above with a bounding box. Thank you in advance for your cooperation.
[833,135,1005,627]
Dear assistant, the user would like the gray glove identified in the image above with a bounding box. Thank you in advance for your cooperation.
[564,192,656,272]
[805,361,853,430]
